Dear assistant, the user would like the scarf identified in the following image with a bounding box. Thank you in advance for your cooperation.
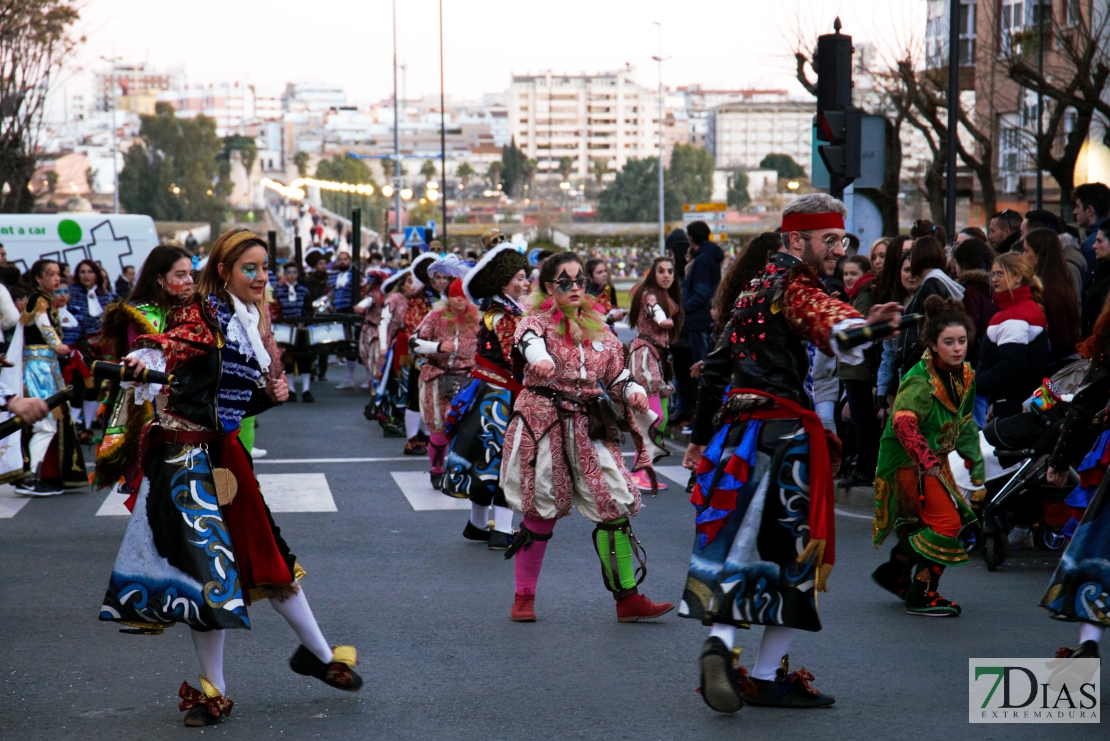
[87,288,103,318]
[846,273,874,302]
[336,270,350,289]
[229,294,271,373]
[532,296,609,347]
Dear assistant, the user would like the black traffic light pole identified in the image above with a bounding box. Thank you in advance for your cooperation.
[815,18,861,202]
[946,0,959,243]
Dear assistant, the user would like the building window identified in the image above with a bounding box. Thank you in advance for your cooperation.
[1067,0,1082,26]
[998,112,1027,193]
[1000,0,1025,53]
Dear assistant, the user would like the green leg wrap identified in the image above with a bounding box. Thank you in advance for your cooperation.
[592,518,647,600]
[659,397,668,430]
[240,416,256,451]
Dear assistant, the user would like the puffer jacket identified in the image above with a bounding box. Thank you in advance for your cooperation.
[976,284,1049,419]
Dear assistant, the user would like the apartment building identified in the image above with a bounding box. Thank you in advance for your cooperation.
[509,66,658,183]
[709,95,814,174]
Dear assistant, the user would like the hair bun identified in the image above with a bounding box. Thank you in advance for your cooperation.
[923,294,947,315]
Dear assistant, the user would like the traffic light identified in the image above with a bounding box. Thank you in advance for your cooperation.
[815,18,861,195]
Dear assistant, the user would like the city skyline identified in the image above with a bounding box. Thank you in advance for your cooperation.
[72,0,925,105]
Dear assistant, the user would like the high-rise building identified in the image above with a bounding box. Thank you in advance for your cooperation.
[709,95,813,175]
[93,63,184,112]
[509,66,658,183]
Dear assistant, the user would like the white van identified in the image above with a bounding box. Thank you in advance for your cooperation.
[0,214,159,283]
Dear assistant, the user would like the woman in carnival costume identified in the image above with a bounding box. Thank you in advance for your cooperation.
[872,296,983,617]
[1041,289,1110,659]
[627,255,684,490]
[355,268,391,389]
[68,259,117,435]
[376,267,418,438]
[442,231,530,550]
[12,259,87,496]
[95,245,195,492]
[500,251,673,623]
[99,229,362,728]
[397,253,441,454]
[411,277,478,489]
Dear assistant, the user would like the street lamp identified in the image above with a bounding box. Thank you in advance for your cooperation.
[427,189,439,202]
[787,180,800,191]
[400,187,413,201]
[381,184,395,198]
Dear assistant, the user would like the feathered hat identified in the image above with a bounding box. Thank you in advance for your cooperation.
[381,268,412,294]
[463,243,530,302]
[428,254,470,282]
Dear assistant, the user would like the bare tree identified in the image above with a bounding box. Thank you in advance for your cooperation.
[999,2,1110,218]
[0,1,82,212]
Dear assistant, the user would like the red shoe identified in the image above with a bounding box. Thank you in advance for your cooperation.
[511,593,536,622]
[616,592,674,622]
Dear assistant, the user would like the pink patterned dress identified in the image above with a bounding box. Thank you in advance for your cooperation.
[627,291,674,398]
[411,303,479,434]
[500,307,652,522]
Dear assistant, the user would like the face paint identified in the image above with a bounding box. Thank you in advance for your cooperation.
[241,263,261,282]
[553,268,587,294]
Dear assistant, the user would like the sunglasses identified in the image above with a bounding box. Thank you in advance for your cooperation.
[553,276,588,292]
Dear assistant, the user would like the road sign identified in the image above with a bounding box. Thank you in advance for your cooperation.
[812,115,886,190]
[683,203,728,223]
[425,220,437,239]
[404,226,426,246]
[389,232,405,249]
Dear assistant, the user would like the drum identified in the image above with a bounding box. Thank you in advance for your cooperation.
[272,323,297,346]
[307,322,349,347]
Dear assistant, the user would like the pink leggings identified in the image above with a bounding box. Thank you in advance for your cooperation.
[514,517,556,595]
[428,432,449,473]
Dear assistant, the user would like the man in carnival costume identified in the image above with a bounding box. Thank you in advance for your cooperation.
[680,194,902,713]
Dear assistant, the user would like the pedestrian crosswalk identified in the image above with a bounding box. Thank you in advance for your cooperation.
[391,471,471,511]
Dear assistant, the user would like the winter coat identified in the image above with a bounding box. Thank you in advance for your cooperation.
[1063,243,1087,302]
[896,269,965,380]
[1041,277,1082,364]
[975,284,1049,419]
[1082,258,1110,338]
[955,270,998,369]
[836,274,877,383]
[681,240,724,333]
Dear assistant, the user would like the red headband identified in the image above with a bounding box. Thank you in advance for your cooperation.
[448,278,465,299]
[781,212,845,233]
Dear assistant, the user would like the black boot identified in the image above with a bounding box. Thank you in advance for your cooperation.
[462,521,491,541]
[745,655,835,708]
[698,637,754,713]
[904,563,960,617]
[1055,640,1101,659]
[871,544,913,599]
[289,645,363,691]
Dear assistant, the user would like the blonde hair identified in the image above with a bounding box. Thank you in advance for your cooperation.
[993,252,1043,305]
[198,228,271,331]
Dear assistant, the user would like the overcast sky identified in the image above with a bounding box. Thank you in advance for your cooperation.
[71,0,926,103]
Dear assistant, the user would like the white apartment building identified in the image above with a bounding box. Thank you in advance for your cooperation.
[509,66,658,183]
[710,98,814,175]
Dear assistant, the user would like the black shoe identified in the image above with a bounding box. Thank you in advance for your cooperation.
[287,392,298,402]
[302,391,316,403]
[289,645,363,691]
[698,637,747,713]
[179,680,232,727]
[871,559,912,600]
[183,705,224,727]
[463,521,491,542]
[14,477,63,497]
[488,530,514,551]
[744,657,835,708]
[382,424,405,438]
[1056,640,1101,659]
[904,579,961,617]
[430,473,444,491]
[838,471,873,489]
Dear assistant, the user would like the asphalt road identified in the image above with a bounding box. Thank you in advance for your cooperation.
[1,377,1105,740]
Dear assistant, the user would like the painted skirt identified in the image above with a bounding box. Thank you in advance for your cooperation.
[679,417,823,632]
[442,379,512,507]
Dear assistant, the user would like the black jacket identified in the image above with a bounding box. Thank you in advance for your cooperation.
[681,240,724,333]
[1082,259,1110,337]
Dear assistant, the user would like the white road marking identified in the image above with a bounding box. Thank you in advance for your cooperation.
[0,485,32,518]
[391,472,471,511]
[835,508,873,520]
[96,489,131,516]
[257,473,337,512]
[655,465,692,487]
[256,456,414,464]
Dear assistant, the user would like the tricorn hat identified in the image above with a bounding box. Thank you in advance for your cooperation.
[463,244,530,302]
[381,268,411,294]
[412,252,439,286]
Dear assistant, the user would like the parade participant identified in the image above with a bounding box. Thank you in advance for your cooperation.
[275,263,313,402]
[443,237,529,550]
[501,252,672,623]
[354,269,390,389]
[872,296,982,617]
[679,194,902,713]
[1042,298,1110,659]
[400,253,441,455]
[67,260,116,434]
[95,246,195,490]
[99,229,363,728]
[377,268,417,437]
[411,278,478,488]
[328,248,360,389]
[13,260,86,496]
[627,255,683,490]
[304,250,331,380]
[584,257,624,324]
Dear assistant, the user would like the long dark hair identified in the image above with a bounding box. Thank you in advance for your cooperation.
[1021,229,1073,290]
[538,252,584,297]
[73,258,111,295]
[629,256,684,342]
[713,232,780,323]
[874,235,911,304]
[583,257,616,305]
[129,245,193,306]
[26,259,59,291]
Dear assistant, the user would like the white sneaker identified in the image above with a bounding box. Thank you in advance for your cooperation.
[360,381,371,389]
[1008,526,1033,550]
[251,447,268,459]
[335,380,355,390]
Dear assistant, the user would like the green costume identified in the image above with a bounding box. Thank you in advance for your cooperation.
[873,351,983,567]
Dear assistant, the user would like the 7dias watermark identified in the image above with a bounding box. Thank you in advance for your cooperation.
[969,658,1100,723]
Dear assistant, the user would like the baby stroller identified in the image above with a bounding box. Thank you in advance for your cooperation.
[952,360,1090,571]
